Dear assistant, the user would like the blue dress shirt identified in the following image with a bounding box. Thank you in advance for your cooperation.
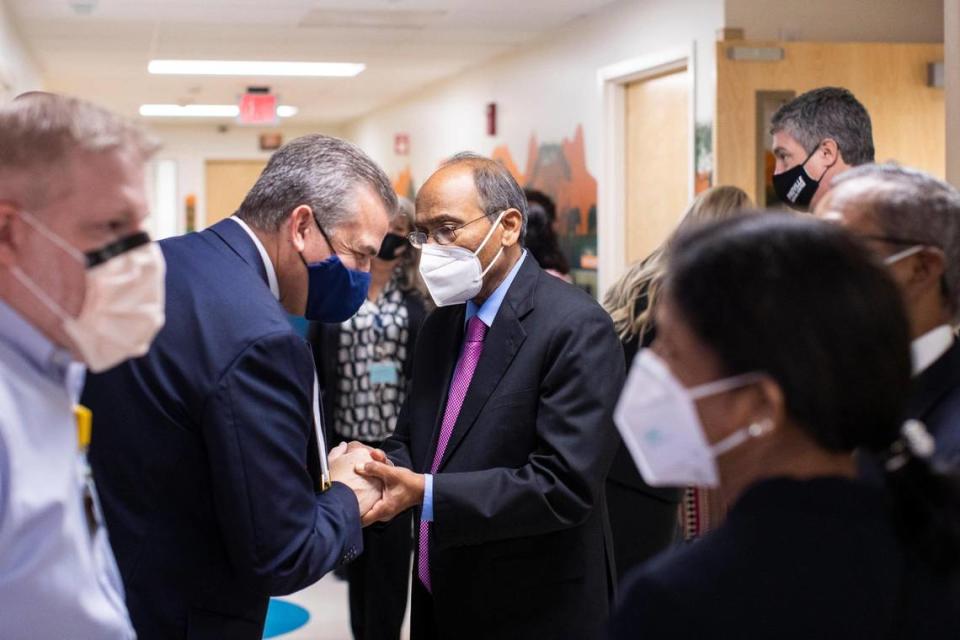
[0,300,135,639]
[422,251,528,521]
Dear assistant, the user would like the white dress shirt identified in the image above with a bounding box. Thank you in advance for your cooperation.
[911,324,954,376]
[0,300,135,640]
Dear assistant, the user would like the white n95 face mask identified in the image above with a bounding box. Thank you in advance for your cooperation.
[614,349,772,488]
[13,211,166,373]
[418,211,506,307]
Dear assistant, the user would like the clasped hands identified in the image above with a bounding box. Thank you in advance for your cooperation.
[328,441,425,527]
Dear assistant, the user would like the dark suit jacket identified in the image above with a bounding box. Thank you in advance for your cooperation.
[860,338,960,481]
[383,255,625,639]
[909,338,960,470]
[83,219,362,640]
[610,477,960,639]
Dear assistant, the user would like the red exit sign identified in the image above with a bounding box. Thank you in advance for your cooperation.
[238,93,277,125]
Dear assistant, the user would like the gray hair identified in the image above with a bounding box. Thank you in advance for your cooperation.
[771,87,875,166]
[237,134,397,232]
[0,92,159,207]
[831,163,960,321]
[441,151,528,241]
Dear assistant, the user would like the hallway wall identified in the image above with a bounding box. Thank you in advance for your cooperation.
[345,0,725,295]
[0,0,41,101]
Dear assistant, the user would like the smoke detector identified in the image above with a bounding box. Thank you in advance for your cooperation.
[69,1,98,16]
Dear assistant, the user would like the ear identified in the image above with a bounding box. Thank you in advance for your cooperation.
[0,201,22,268]
[499,208,523,247]
[753,377,786,430]
[907,247,947,298]
[287,205,314,253]
[819,138,840,164]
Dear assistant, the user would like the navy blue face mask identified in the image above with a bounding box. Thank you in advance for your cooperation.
[299,218,371,323]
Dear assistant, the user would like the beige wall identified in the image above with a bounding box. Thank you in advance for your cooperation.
[725,0,943,42]
[0,1,41,101]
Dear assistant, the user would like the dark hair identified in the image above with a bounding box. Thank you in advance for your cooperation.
[771,87,875,166]
[665,213,960,571]
[524,189,557,224]
[237,134,397,232]
[440,152,528,240]
[523,189,569,274]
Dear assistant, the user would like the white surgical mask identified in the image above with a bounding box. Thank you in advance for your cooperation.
[614,349,773,488]
[12,211,166,373]
[884,245,924,266]
[418,211,506,307]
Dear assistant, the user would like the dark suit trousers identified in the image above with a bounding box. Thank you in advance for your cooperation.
[410,579,439,640]
[346,512,412,640]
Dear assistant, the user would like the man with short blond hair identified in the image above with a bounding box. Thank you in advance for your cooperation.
[0,92,162,640]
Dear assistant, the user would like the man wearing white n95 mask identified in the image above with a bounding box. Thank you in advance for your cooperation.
[356,152,624,639]
[0,93,164,640]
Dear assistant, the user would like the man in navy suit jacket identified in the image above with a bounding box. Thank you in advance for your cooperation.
[816,164,960,470]
[82,135,397,639]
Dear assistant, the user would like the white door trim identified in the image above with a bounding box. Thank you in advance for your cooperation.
[596,44,697,297]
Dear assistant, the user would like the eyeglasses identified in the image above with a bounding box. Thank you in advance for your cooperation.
[407,213,499,249]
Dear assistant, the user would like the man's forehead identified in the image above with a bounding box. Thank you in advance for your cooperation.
[416,167,480,217]
[771,130,803,151]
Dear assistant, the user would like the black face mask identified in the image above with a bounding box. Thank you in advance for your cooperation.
[772,145,827,212]
[377,233,408,261]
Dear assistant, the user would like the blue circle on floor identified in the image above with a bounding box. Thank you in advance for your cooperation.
[262,599,310,638]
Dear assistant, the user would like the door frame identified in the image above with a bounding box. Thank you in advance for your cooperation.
[596,44,696,296]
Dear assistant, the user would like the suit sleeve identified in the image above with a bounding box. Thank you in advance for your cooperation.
[431,305,624,548]
[200,331,363,596]
[382,394,414,470]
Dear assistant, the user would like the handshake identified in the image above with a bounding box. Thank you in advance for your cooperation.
[328,441,425,526]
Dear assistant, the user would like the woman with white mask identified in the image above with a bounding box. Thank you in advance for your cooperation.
[610,214,960,639]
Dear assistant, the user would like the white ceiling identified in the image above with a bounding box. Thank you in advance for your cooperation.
[9,0,618,125]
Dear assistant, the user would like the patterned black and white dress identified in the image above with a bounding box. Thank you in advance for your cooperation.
[333,278,410,442]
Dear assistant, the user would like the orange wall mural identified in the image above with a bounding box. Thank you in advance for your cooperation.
[390,124,599,293]
[392,166,416,200]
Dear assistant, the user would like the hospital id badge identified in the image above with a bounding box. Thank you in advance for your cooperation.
[369,360,399,385]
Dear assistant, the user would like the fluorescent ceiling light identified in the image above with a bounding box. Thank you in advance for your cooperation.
[148,59,365,77]
[139,104,298,118]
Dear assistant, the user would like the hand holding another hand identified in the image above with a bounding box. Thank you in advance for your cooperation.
[354,462,425,527]
[329,445,384,520]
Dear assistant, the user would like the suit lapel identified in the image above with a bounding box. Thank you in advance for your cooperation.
[437,256,540,471]
[418,305,465,470]
[907,339,960,434]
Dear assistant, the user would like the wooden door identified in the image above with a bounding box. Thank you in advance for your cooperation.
[716,41,945,205]
[204,160,267,226]
[625,67,691,264]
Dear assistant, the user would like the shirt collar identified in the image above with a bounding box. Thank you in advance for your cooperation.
[0,298,85,396]
[229,216,280,300]
[465,250,527,328]
[911,324,955,376]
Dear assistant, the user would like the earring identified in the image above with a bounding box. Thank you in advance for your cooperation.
[747,418,775,438]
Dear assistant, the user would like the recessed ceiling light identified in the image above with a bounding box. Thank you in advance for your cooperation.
[139,104,299,118]
[147,60,365,77]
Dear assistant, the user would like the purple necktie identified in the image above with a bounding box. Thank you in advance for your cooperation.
[418,316,488,592]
